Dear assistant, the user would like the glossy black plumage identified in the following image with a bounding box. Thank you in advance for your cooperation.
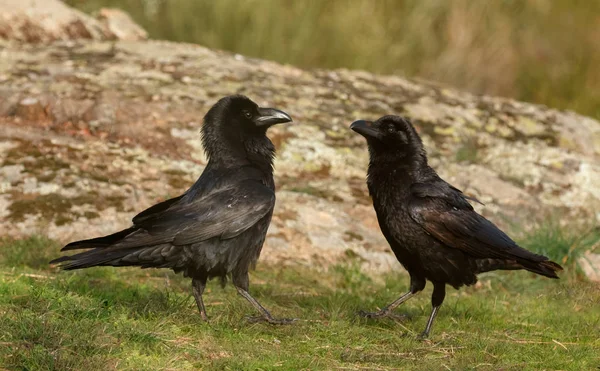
[51,95,294,324]
[350,116,562,338]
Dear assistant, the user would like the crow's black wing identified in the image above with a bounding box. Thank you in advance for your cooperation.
[132,194,185,225]
[410,182,483,210]
[408,181,546,262]
[52,180,275,269]
[114,180,275,248]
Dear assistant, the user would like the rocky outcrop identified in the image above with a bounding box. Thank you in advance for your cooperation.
[0,2,598,278]
[0,0,146,42]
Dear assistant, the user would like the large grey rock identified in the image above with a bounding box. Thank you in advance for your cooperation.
[0,3,598,278]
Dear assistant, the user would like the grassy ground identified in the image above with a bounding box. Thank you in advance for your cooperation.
[66,0,600,119]
[1,236,599,371]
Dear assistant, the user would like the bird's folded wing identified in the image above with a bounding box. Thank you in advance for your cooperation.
[132,194,185,225]
[410,182,482,210]
[113,180,275,248]
[409,182,546,262]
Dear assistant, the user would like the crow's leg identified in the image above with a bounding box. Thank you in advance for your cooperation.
[192,277,209,321]
[233,272,296,325]
[419,282,446,339]
[358,276,426,320]
[358,292,414,320]
[235,287,296,325]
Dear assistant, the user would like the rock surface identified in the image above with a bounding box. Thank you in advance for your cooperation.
[0,0,146,42]
[0,2,599,277]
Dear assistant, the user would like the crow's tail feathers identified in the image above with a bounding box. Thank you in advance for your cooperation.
[49,248,137,270]
[50,227,138,270]
[522,259,563,279]
[475,258,563,279]
[60,227,137,251]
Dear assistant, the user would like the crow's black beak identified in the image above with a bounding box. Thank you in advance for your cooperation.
[350,120,379,139]
[255,108,293,126]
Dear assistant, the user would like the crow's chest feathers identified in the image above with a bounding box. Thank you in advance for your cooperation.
[368,167,413,205]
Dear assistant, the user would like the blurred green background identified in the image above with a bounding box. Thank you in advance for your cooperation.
[66,0,600,119]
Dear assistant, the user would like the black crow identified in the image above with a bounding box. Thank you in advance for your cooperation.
[350,115,563,338]
[51,95,295,324]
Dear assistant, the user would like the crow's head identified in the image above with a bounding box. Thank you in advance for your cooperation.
[202,95,292,163]
[350,115,426,162]
[207,95,292,130]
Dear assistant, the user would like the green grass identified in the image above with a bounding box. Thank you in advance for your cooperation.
[521,223,600,266]
[65,0,600,119]
[1,236,599,370]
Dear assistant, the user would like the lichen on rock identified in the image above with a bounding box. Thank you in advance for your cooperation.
[0,2,599,278]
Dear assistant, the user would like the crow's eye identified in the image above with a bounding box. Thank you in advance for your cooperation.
[243,110,253,119]
[386,125,396,133]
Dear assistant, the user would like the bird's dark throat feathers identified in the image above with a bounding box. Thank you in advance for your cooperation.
[201,114,275,175]
[243,135,276,175]
[366,137,428,185]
